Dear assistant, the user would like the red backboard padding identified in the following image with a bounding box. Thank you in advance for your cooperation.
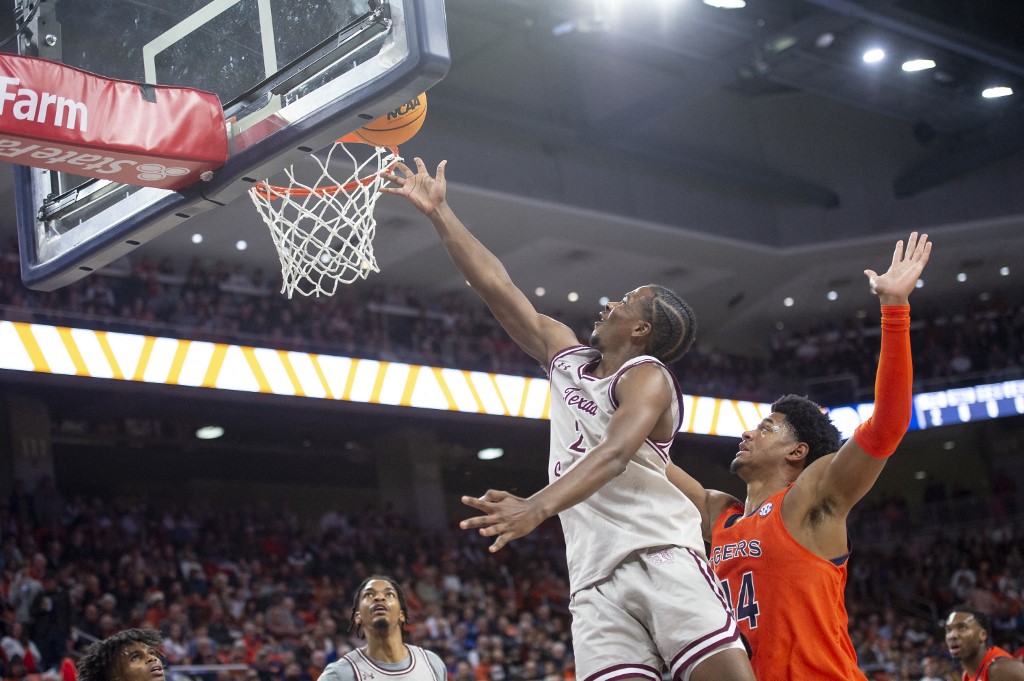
[0,54,227,190]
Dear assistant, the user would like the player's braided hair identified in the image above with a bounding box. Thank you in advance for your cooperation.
[348,575,409,639]
[77,628,163,681]
[641,285,697,364]
[771,394,841,464]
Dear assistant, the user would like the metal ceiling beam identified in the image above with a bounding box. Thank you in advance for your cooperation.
[431,97,840,208]
[801,0,1024,78]
[893,113,1024,197]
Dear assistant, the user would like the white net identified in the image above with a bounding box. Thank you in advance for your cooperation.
[247,141,400,298]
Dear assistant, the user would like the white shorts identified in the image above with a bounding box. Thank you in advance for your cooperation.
[569,546,744,681]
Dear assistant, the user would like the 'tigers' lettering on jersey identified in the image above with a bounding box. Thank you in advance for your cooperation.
[711,540,762,567]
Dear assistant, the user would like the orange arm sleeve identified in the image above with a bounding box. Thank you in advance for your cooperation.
[853,305,912,459]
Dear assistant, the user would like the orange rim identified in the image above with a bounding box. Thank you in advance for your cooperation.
[252,140,399,200]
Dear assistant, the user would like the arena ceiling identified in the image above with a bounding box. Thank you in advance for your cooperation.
[1,0,1023,354]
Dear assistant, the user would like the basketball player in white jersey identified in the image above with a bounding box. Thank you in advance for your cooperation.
[382,159,754,681]
[318,576,446,681]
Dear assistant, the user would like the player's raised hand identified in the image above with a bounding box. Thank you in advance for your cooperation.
[864,231,932,305]
[380,157,448,216]
[460,489,545,553]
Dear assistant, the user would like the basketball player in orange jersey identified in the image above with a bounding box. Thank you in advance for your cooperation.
[668,232,931,680]
[382,158,755,681]
[945,607,1024,681]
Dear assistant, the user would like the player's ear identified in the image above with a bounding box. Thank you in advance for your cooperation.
[632,320,652,339]
[788,441,809,462]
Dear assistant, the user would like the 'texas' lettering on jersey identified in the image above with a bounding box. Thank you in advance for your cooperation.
[711,540,762,567]
[561,387,597,415]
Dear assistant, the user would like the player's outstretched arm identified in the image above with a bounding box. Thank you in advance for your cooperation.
[460,363,673,552]
[381,158,577,364]
[665,464,739,541]
[800,232,931,514]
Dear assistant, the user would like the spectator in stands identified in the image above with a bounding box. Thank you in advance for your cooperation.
[0,624,41,675]
[30,572,71,669]
[919,656,944,681]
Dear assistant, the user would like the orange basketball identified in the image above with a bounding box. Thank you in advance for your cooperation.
[354,93,427,147]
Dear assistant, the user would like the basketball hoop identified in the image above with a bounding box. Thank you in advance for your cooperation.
[247,135,400,298]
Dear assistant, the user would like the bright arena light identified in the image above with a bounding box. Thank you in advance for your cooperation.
[568,292,580,302]
[783,297,795,307]
[703,0,746,8]
[598,296,610,306]
[902,59,935,72]
[827,290,838,301]
[862,48,885,64]
[1000,266,1010,276]
[915,279,924,289]
[956,272,967,282]
[535,287,546,297]
[235,240,248,251]
[195,426,225,440]
[191,233,203,244]
[477,447,504,461]
[982,86,1013,99]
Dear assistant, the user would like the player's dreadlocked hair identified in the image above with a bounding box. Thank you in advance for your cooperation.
[77,628,163,681]
[641,285,697,364]
[348,575,410,639]
[771,394,841,465]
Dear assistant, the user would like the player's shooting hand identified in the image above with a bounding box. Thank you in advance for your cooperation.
[864,231,932,305]
[379,157,448,216]
[460,489,545,553]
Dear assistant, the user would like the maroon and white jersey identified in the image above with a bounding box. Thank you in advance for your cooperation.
[548,345,705,594]
[319,644,446,681]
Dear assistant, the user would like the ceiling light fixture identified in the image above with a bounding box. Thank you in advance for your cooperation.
[191,233,203,244]
[982,86,1013,99]
[956,272,967,282]
[703,0,746,8]
[477,447,504,460]
[783,297,794,307]
[1000,266,1010,276]
[902,59,935,72]
[815,32,835,49]
[235,240,248,251]
[826,291,838,301]
[568,292,579,302]
[862,48,885,64]
[195,426,225,440]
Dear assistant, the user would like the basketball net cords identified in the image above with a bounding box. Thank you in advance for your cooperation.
[247,141,400,298]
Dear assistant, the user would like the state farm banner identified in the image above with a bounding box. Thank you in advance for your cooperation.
[0,54,227,190]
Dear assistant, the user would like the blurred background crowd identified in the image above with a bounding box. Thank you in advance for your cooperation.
[0,250,1022,681]
[0,469,1021,681]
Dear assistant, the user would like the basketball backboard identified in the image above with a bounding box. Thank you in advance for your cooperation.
[11,0,449,290]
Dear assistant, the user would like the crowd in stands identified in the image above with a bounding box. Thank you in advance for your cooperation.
[1,475,1022,681]
[1,250,1022,405]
